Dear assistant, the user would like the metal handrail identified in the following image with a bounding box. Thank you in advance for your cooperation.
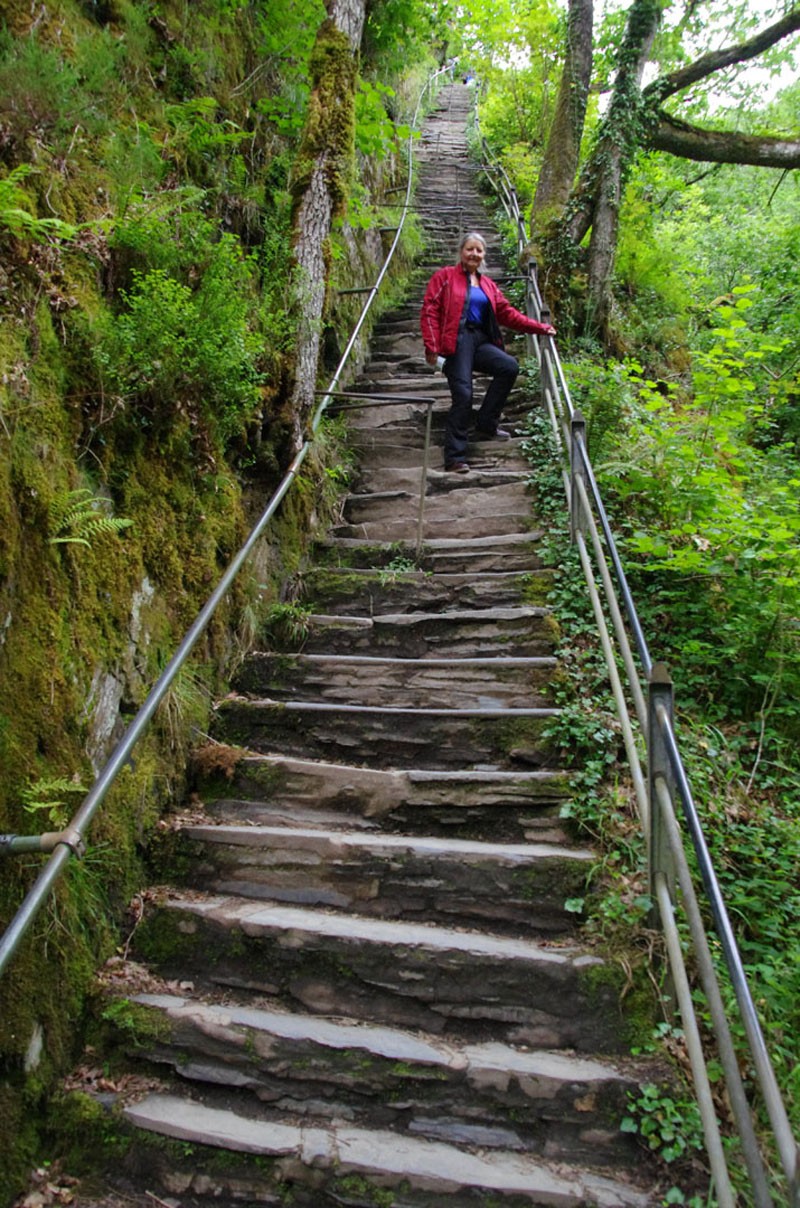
[477,126,800,1204]
[0,64,454,981]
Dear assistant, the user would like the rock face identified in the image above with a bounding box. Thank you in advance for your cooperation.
[83,84,667,1207]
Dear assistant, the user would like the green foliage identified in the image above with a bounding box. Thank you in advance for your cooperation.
[21,776,87,830]
[164,97,253,182]
[520,404,651,945]
[261,601,314,649]
[595,293,800,738]
[0,165,77,243]
[96,237,264,452]
[355,79,413,160]
[48,488,133,548]
[621,1083,705,1165]
[378,554,419,585]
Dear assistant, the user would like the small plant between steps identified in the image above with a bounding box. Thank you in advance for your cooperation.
[259,599,314,648]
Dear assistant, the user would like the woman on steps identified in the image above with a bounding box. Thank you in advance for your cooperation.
[420,231,556,473]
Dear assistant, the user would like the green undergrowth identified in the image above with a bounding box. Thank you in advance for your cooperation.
[520,399,712,1202]
[522,346,800,1199]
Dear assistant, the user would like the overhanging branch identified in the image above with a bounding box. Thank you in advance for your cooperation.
[645,7,800,101]
[650,113,800,167]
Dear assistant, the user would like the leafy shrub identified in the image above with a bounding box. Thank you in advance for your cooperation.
[96,235,264,452]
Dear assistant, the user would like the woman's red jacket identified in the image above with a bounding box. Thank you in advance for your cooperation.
[420,264,551,358]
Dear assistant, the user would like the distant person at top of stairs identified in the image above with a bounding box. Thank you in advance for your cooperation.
[420,231,556,473]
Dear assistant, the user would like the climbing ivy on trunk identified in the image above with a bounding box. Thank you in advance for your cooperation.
[288,0,366,446]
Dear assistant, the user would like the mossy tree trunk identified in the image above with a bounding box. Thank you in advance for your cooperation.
[531,0,593,233]
[538,1,800,344]
[582,0,661,336]
[287,0,366,448]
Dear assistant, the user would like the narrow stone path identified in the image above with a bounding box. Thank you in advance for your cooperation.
[84,85,666,1207]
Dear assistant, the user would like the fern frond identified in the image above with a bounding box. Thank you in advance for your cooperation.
[49,488,133,549]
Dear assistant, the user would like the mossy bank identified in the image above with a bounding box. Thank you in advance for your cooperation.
[0,0,423,1197]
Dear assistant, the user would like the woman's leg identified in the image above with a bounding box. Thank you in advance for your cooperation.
[473,342,519,435]
[443,329,478,466]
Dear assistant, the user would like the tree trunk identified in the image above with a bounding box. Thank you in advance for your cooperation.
[537,0,800,346]
[287,0,365,447]
[584,0,661,334]
[531,0,594,230]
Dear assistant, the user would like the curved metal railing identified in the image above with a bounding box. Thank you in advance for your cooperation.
[477,133,800,1207]
[0,65,453,979]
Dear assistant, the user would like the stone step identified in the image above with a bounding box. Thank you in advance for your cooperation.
[175,823,590,934]
[291,567,551,615]
[314,530,547,573]
[120,992,647,1168]
[354,457,530,493]
[120,1092,652,1206]
[233,653,556,708]
[347,430,530,466]
[212,697,557,770]
[199,755,572,844]
[296,605,558,658]
[332,512,538,543]
[344,478,531,520]
[134,894,628,1051]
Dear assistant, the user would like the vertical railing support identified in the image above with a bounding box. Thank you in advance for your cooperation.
[416,400,434,561]
[540,304,553,404]
[569,411,587,543]
[648,662,677,910]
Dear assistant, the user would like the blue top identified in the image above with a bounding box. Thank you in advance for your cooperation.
[466,284,490,326]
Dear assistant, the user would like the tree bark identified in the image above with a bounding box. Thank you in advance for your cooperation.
[287,0,365,447]
[584,0,661,333]
[651,114,800,168]
[532,0,594,230]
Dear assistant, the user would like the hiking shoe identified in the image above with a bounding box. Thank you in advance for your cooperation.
[475,426,512,441]
[444,460,470,473]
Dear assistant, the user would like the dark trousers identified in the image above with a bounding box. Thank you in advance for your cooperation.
[442,327,519,465]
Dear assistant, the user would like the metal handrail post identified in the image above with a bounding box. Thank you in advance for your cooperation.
[416,400,434,561]
[648,663,676,907]
[654,871,737,1208]
[570,412,587,544]
[657,776,776,1207]
[658,703,800,1202]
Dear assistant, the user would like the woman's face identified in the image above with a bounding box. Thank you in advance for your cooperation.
[460,238,485,273]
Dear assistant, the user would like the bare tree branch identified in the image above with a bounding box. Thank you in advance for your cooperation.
[651,112,800,167]
[645,7,800,102]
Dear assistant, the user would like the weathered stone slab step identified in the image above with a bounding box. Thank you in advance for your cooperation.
[176,823,590,933]
[121,1092,651,1206]
[291,567,550,615]
[134,895,627,1051]
[123,993,646,1167]
[314,531,547,573]
[333,511,538,543]
[343,482,533,529]
[233,653,556,708]
[355,458,530,493]
[297,605,558,658]
[347,431,529,468]
[213,697,557,770]
[199,755,572,843]
[205,798,572,846]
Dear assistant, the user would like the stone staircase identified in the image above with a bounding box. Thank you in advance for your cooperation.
[78,85,667,1207]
